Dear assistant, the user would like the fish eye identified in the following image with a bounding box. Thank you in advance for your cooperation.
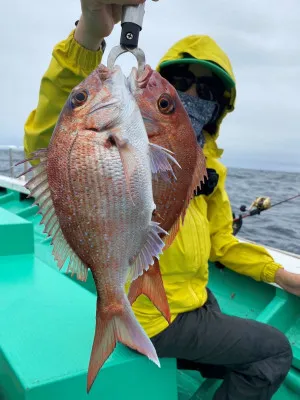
[71,90,89,108]
[157,94,175,114]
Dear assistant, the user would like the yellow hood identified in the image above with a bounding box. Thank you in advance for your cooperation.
[156,35,237,157]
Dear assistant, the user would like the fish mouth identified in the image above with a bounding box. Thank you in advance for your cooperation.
[128,65,154,92]
[96,64,111,81]
[136,65,154,89]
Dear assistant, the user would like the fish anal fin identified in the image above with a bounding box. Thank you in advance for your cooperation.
[128,221,167,282]
[51,230,88,282]
[66,251,88,282]
[128,260,171,324]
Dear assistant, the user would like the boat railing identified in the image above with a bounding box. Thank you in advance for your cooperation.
[0,145,30,181]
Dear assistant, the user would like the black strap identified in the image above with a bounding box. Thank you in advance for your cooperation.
[194,168,219,197]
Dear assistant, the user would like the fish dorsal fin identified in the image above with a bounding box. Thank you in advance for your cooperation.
[21,150,88,282]
[163,217,181,251]
[182,146,207,223]
[128,221,167,282]
[163,146,207,250]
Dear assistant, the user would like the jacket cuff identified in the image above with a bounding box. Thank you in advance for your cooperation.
[54,30,103,76]
[261,262,283,283]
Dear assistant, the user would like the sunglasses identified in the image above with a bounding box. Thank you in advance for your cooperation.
[161,66,226,103]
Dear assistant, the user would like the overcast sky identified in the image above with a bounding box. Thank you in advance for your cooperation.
[1,0,299,172]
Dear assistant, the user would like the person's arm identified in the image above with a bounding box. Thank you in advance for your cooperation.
[24,30,103,161]
[24,0,147,162]
[207,158,283,283]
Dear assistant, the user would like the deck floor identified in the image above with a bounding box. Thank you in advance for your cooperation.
[1,187,300,399]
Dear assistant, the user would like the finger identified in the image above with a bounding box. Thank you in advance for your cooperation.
[112,5,122,24]
[101,0,145,5]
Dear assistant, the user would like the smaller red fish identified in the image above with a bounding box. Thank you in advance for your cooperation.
[128,65,207,323]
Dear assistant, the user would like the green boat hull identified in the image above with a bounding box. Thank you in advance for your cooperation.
[1,187,300,399]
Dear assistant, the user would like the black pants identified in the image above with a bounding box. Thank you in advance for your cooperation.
[151,289,292,400]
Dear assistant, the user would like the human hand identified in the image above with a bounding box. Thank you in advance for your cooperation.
[275,268,300,296]
[75,0,152,51]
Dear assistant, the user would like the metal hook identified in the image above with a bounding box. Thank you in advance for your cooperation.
[107,45,146,76]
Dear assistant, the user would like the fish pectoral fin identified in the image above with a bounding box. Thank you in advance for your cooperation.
[128,221,167,282]
[148,143,181,182]
[128,259,171,324]
[109,134,137,202]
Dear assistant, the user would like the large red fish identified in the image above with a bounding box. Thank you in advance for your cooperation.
[127,65,207,323]
[19,64,179,392]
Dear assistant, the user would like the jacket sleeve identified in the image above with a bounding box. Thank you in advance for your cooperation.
[206,158,283,283]
[24,30,103,161]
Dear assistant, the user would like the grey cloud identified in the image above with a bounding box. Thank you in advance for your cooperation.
[1,0,299,172]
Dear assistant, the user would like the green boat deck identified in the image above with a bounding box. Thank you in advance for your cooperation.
[1,186,300,399]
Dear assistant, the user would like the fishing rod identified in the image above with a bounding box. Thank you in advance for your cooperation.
[214,193,300,270]
[232,193,300,235]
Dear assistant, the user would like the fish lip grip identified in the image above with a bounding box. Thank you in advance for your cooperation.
[107,4,146,75]
[120,4,145,49]
[107,46,146,75]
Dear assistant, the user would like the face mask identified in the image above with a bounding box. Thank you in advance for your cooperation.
[177,91,218,148]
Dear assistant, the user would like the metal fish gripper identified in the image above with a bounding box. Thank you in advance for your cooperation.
[107,3,146,76]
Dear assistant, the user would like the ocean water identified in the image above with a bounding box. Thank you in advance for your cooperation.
[226,167,300,255]
[1,148,299,255]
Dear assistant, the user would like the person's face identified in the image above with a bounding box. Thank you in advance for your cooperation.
[162,63,223,104]
[184,64,213,97]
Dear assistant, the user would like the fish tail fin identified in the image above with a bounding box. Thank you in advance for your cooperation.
[128,260,171,324]
[87,297,160,393]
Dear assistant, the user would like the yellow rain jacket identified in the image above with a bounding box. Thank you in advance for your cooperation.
[24,31,283,338]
